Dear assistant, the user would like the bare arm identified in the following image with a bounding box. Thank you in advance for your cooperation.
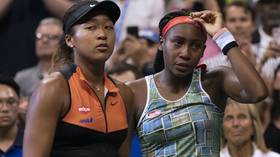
[223,48,267,102]
[0,0,13,19]
[192,10,267,103]
[42,0,74,19]
[118,82,135,157]
[23,73,69,157]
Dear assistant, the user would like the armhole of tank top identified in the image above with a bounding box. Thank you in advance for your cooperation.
[59,79,72,120]
[136,75,151,128]
[198,68,213,103]
[58,64,76,120]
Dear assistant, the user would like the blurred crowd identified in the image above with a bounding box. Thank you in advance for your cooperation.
[1,0,280,156]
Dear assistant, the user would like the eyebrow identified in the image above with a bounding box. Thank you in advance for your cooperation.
[171,36,202,42]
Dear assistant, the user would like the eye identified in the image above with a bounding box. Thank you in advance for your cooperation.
[240,17,248,22]
[224,115,233,121]
[174,41,183,47]
[171,39,184,48]
[238,114,248,120]
[190,42,203,50]
[228,18,236,23]
[85,25,97,30]
[105,25,114,30]
[7,99,18,105]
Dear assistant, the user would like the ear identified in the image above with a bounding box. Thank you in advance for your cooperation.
[65,34,74,48]
[158,36,164,51]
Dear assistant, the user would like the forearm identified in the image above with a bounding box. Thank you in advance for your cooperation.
[212,28,268,101]
[0,0,13,19]
[227,47,268,101]
[42,0,74,19]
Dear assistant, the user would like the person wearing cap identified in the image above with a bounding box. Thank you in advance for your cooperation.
[23,1,134,157]
[126,10,268,156]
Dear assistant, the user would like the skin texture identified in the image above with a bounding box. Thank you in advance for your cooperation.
[0,84,19,152]
[223,104,254,157]
[125,10,268,153]
[23,13,134,157]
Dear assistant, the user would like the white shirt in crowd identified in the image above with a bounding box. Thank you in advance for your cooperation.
[221,144,280,157]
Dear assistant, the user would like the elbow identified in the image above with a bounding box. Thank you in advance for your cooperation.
[251,86,268,103]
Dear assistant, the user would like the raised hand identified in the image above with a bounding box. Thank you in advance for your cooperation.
[190,10,223,36]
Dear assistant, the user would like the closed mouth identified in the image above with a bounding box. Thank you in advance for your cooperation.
[96,43,108,48]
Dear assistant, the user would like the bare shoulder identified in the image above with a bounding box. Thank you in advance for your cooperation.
[111,79,133,97]
[29,72,69,114]
[38,72,69,94]
[126,77,147,120]
[126,77,147,95]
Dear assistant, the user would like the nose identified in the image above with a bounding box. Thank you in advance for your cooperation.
[41,36,50,43]
[179,45,191,60]
[234,20,243,29]
[97,28,107,40]
[0,103,10,113]
[232,118,240,127]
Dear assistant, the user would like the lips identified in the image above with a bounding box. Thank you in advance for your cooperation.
[96,43,109,51]
[176,62,191,67]
[0,116,11,121]
[175,63,192,71]
[231,130,243,136]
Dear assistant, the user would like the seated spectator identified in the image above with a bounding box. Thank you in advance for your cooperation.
[113,0,165,46]
[138,29,160,75]
[254,0,280,84]
[221,98,280,157]
[264,64,280,153]
[0,75,23,157]
[14,17,63,98]
[109,62,141,82]
[107,34,151,76]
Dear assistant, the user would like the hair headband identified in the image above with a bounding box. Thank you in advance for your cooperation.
[161,16,207,38]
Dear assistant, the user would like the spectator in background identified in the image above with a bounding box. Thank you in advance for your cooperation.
[108,28,160,77]
[264,64,280,153]
[109,63,141,82]
[111,0,165,47]
[0,0,50,76]
[221,98,280,157]
[0,75,23,157]
[14,17,63,98]
[166,0,220,12]
[138,29,160,76]
[0,0,73,76]
[224,1,257,66]
[254,0,280,85]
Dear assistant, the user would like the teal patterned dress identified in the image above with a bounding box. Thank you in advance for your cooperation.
[137,68,223,157]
